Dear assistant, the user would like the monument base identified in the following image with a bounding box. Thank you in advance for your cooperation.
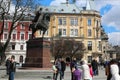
[22,38,52,68]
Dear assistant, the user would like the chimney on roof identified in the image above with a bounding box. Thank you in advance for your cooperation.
[66,0,69,4]
[73,0,76,3]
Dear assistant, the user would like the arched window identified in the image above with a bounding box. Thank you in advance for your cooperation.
[19,55,23,63]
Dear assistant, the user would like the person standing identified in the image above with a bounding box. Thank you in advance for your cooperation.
[110,59,120,80]
[81,60,91,80]
[55,58,62,80]
[61,58,66,79]
[70,58,77,80]
[9,55,16,80]
[72,65,82,80]
[105,61,112,80]
[52,60,58,80]
[91,59,98,76]
[5,57,11,75]
[88,64,93,80]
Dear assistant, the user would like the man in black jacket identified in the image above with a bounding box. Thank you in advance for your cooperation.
[9,55,16,80]
[5,57,11,75]
[61,58,66,79]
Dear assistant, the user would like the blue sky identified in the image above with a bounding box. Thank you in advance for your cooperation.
[36,0,52,6]
[38,0,120,45]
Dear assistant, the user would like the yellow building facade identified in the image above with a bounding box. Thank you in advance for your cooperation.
[35,1,106,62]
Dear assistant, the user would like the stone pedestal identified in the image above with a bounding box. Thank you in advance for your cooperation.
[23,38,52,68]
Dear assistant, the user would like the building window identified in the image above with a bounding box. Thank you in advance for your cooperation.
[4,21,8,29]
[28,33,32,39]
[61,9,64,11]
[72,9,76,13]
[19,55,23,63]
[70,29,74,36]
[88,41,92,50]
[96,20,99,27]
[75,29,78,36]
[103,46,105,49]
[58,18,62,25]
[12,33,16,40]
[88,19,91,26]
[88,29,92,36]
[45,8,48,11]
[20,45,23,50]
[12,44,15,50]
[88,56,92,63]
[45,31,48,36]
[70,18,78,26]
[110,54,113,58]
[4,33,8,40]
[63,29,66,36]
[58,29,62,36]
[98,41,102,51]
[58,17,66,25]
[20,24,25,29]
[39,31,43,35]
[20,33,24,40]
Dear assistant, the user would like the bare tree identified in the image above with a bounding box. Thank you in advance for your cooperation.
[0,0,35,63]
[63,38,85,60]
[51,38,85,60]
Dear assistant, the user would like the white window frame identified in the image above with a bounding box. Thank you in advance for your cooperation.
[12,31,17,40]
[45,30,48,36]
[3,32,8,40]
[70,17,78,26]
[88,29,92,37]
[58,29,62,36]
[20,32,25,40]
[70,29,74,36]
[63,29,66,36]
[88,18,91,26]
[58,17,66,25]
[28,31,32,40]
[20,24,25,29]
[4,21,8,29]
[75,29,78,36]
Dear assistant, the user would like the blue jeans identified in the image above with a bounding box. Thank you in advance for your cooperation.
[9,72,15,80]
[56,70,62,80]
[93,69,97,76]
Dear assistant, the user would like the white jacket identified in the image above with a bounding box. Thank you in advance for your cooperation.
[110,64,120,80]
[81,64,91,79]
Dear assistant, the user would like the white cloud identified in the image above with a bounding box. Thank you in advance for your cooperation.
[108,32,120,45]
[96,0,120,45]
[9,3,15,14]
[95,0,120,9]
[102,5,120,30]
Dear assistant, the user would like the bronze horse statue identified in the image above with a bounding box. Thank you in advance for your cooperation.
[29,9,50,39]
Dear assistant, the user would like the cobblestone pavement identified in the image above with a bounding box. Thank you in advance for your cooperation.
[0,66,107,80]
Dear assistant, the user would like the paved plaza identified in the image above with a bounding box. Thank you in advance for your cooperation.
[0,66,107,80]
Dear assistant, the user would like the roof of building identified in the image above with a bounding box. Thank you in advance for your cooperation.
[86,0,96,10]
[36,0,96,14]
[37,3,81,14]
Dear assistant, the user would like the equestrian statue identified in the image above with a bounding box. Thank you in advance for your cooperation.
[29,8,50,39]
